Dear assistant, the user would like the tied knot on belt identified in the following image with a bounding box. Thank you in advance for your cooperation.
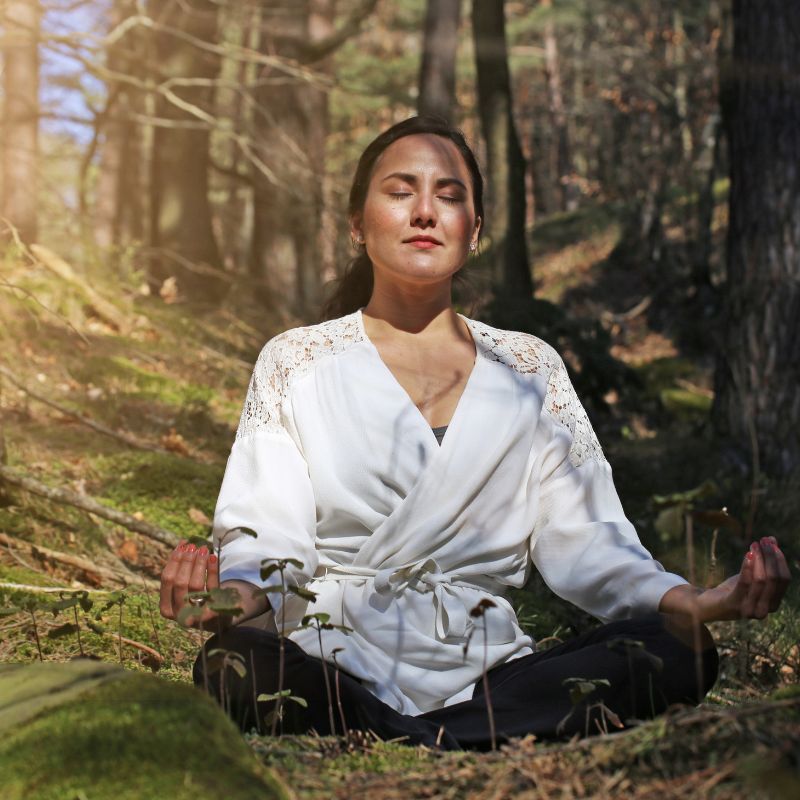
[374,558,471,640]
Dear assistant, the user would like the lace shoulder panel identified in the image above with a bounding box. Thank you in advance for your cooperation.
[236,313,362,439]
[469,319,606,468]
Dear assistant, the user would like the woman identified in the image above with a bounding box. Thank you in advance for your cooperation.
[160,116,791,749]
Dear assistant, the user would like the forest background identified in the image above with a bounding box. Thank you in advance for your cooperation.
[1,1,799,798]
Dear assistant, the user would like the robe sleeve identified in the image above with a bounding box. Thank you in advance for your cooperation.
[211,336,318,620]
[530,356,688,621]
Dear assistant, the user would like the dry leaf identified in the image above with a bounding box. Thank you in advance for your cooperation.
[161,427,190,456]
[131,511,145,521]
[159,276,179,304]
[188,507,211,526]
[117,538,139,564]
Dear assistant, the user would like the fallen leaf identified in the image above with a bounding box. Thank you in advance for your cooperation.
[159,276,180,304]
[160,427,190,456]
[117,538,139,564]
[188,507,211,526]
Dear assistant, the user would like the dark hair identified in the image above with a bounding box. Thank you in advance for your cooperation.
[320,116,484,320]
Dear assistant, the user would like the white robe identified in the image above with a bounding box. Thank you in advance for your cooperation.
[212,309,687,715]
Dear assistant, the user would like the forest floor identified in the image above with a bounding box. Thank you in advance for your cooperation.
[1,201,798,798]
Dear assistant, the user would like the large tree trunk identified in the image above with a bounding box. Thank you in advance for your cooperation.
[95,0,146,249]
[471,0,532,296]
[148,0,224,302]
[541,0,575,212]
[1,0,39,244]
[309,0,337,290]
[713,0,800,477]
[418,0,462,123]
[249,0,321,314]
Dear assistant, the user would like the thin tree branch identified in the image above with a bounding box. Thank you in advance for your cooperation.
[0,464,180,548]
[0,364,175,458]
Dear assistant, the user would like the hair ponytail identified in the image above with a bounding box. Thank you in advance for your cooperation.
[321,253,373,320]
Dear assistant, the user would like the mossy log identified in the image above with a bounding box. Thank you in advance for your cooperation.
[0,660,290,800]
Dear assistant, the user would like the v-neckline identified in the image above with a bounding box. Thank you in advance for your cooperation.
[356,308,481,445]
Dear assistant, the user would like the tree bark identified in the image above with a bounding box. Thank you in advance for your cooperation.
[418,0,462,123]
[541,0,575,212]
[95,0,146,249]
[713,0,800,476]
[249,0,320,313]
[472,0,532,296]
[1,0,39,243]
[148,0,225,302]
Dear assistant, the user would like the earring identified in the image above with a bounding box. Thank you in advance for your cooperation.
[469,241,478,253]
[351,234,365,249]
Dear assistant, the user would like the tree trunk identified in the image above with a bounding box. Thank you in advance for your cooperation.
[249,0,322,314]
[472,0,532,296]
[418,0,462,123]
[309,0,338,290]
[96,0,146,249]
[148,0,224,302]
[1,0,39,244]
[541,0,575,212]
[713,0,800,477]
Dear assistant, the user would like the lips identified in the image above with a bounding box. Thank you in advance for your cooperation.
[404,236,443,249]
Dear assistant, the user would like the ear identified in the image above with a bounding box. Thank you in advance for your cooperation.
[349,214,364,244]
[471,216,482,249]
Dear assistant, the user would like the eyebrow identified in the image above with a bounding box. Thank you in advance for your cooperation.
[380,172,468,192]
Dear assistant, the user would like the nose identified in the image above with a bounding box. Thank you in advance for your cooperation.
[410,190,437,229]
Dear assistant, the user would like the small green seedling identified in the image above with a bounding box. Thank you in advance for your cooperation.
[300,612,354,737]
[465,598,498,751]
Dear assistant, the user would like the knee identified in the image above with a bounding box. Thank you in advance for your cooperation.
[660,613,715,654]
[192,625,277,688]
[658,614,719,699]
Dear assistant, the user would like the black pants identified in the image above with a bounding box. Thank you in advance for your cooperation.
[192,614,718,751]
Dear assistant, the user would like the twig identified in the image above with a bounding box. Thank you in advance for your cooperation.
[29,245,129,332]
[0,463,179,547]
[0,532,159,590]
[0,582,110,594]
[113,632,163,665]
[0,364,174,457]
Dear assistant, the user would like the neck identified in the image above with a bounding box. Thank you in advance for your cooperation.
[363,277,462,338]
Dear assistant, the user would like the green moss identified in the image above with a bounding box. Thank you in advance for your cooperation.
[93,451,222,539]
[659,388,713,419]
[71,355,213,409]
[0,663,289,800]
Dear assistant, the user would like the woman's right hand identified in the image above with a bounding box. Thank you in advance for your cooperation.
[159,542,221,629]
[159,542,270,629]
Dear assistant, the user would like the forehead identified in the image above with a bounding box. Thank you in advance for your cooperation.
[371,134,472,184]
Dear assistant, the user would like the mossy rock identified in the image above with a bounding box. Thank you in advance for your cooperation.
[0,660,290,800]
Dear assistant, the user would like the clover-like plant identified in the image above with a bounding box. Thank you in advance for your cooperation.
[257,557,317,736]
[299,612,353,737]
[464,598,498,750]
[330,647,349,745]
[2,598,45,661]
[93,589,127,663]
[47,590,94,657]
[557,677,623,737]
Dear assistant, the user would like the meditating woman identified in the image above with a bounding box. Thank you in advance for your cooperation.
[159,116,791,749]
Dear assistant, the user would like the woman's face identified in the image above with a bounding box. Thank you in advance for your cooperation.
[351,133,481,288]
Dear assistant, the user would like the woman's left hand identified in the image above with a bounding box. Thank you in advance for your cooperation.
[695,536,792,622]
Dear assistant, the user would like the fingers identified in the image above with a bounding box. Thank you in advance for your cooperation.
[763,537,791,612]
[741,537,793,619]
[159,543,185,620]
[741,542,764,618]
[160,541,216,627]
[206,552,220,591]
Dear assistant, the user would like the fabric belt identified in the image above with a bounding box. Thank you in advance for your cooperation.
[315,559,495,640]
